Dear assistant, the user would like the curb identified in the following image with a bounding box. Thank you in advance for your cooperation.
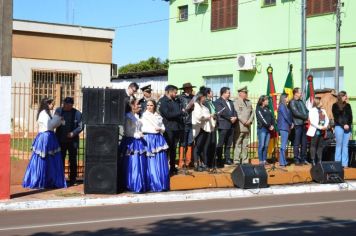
[1,181,356,211]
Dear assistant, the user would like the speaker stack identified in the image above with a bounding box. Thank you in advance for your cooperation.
[310,161,344,184]
[231,164,268,189]
[82,88,126,194]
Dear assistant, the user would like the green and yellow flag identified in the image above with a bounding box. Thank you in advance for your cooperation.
[283,64,294,100]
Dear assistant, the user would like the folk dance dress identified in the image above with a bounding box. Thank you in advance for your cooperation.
[22,111,67,189]
[120,112,148,193]
[141,111,170,192]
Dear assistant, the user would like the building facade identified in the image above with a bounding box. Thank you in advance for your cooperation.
[11,19,115,136]
[168,0,356,109]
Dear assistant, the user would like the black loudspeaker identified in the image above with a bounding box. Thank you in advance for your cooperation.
[84,124,119,194]
[231,164,268,189]
[349,141,356,168]
[322,141,356,167]
[82,88,126,125]
[310,161,344,184]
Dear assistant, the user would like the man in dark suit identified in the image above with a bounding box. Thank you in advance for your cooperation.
[158,85,184,175]
[124,82,139,113]
[214,87,238,167]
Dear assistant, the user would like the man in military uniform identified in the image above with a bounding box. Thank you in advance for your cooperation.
[138,84,152,117]
[233,86,254,164]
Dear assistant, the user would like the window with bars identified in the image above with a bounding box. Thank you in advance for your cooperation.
[204,75,234,99]
[307,0,337,16]
[211,0,238,31]
[263,0,276,6]
[31,70,80,107]
[178,5,188,21]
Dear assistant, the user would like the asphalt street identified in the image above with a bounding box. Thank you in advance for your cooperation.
[1,190,356,236]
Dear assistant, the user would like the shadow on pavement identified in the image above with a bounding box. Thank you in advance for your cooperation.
[27,216,356,236]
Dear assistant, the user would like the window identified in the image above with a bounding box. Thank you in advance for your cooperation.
[31,70,81,107]
[204,75,233,99]
[263,0,276,6]
[307,0,337,16]
[308,67,343,90]
[211,0,238,31]
[178,5,188,21]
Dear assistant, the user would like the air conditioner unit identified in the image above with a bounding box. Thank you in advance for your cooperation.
[237,54,256,71]
[193,0,208,4]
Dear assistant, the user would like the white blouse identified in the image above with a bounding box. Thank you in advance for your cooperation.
[192,102,213,137]
[38,110,62,132]
[124,112,143,138]
[141,111,165,134]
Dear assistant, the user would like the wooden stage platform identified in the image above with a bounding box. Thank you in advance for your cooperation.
[170,163,356,191]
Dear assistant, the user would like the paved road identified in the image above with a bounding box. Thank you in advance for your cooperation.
[1,191,356,235]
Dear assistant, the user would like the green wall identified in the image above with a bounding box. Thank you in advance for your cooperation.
[168,0,356,138]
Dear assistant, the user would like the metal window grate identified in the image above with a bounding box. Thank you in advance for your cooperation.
[31,70,81,107]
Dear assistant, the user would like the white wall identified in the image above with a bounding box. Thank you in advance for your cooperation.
[12,58,112,87]
[111,76,168,93]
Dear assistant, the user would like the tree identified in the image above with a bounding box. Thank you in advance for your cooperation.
[119,57,169,74]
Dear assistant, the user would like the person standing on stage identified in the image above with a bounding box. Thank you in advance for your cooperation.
[141,99,170,191]
[158,85,184,175]
[124,82,139,113]
[23,98,66,189]
[178,82,196,168]
[120,99,147,193]
[214,87,238,167]
[233,86,254,165]
[307,97,329,166]
[55,97,83,186]
[192,91,213,172]
[138,84,152,117]
[256,95,275,165]
[289,87,309,165]
[202,87,217,169]
[277,93,293,167]
[332,91,353,168]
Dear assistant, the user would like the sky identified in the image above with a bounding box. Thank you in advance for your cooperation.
[13,0,169,67]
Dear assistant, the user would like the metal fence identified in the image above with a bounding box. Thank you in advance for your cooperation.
[11,83,356,177]
[11,83,85,178]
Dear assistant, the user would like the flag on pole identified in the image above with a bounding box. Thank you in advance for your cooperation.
[266,66,278,157]
[283,64,294,100]
[305,75,315,110]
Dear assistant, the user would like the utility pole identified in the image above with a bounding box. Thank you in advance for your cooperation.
[301,0,307,98]
[0,0,13,200]
[335,0,342,92]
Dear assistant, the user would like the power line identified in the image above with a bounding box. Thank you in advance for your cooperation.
[114,0,257,29]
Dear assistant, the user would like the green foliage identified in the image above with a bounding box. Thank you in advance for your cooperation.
[119,57,169,74]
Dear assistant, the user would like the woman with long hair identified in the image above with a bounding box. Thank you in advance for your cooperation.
[307,97,329,165]
[120,99,148,193]
[192,90,213,171]
[141,99,170,192]
[332,91,353,168]
[256,95,275,165]
[22,97,66,189]
[277,93,293,167]
[202,87,217,169]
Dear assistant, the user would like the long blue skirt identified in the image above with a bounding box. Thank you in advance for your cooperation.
[22,131,67,189]
[120,137,148,193]
[144,133,170,192]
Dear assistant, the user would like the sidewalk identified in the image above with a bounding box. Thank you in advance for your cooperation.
[2,181,356,211]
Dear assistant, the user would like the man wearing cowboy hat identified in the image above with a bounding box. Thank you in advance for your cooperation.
[233,86,254,164]
[178,82,196,168]
[138,84,152,117]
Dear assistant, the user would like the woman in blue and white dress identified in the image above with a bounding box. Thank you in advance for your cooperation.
[120,99,148,193]
[141,99,170,192]
[23,98,67,189]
